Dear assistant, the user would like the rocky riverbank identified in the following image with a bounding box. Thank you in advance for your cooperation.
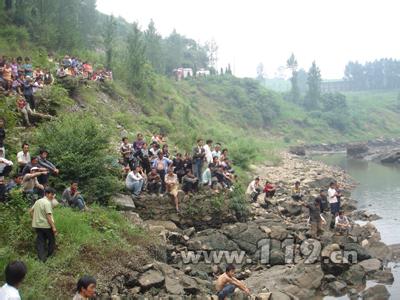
[104,153,395,300]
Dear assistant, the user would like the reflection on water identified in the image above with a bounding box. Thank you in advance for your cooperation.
[314,154,400,300]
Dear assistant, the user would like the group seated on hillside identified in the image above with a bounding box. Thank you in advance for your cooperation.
[0,54,112,127]
[120,134,237,212]
[56,55,112,82]
[0,139,87,211]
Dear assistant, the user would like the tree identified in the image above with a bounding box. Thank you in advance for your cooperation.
[144,19,164,73]
[126,22,149,92]
[103,15,116,70]
[286,53,300,103]
[220,67,224,75]
[205,39,218,69]
[305,61,321,109]
[256,63,265,81]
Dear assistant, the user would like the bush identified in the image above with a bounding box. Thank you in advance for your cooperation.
[34,114,120,204]
[228,139,258,170]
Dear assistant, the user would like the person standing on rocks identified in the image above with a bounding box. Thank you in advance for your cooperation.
[215,264,251,300]
[328,182,340,217]
[192,139,205,185]
[302,198,326,238]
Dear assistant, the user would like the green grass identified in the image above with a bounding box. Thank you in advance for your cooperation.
[0,197,158,299]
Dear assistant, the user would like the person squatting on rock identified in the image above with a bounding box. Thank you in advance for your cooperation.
[246,177,261,202]
[215,264,251,300]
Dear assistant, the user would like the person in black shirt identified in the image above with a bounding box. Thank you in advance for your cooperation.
[173,153,186,183]
[315,189,328,213]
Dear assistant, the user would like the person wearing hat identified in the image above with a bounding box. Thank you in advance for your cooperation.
[37,149,59,186]
[22,167,47,202]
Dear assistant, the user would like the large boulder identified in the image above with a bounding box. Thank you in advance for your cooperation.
[289,146,306,156]
[111,193,136,211]
[378,149,400,164]
[358,258,382,274]
[346,143,369,158]
[187,230,238,251]
[343,243,371,262]
[342,264,366,286]
[138,270,165,290]
[269,226,289,241]
[327,280,347,296]
[361,284,390,300]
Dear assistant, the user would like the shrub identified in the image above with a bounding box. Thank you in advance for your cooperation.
[34,114,120,204]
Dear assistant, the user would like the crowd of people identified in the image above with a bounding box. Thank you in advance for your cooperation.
[121,134,237,213]
[56,55,112,82]
[0,54,112,127]
[246,178,351,238]
[0,120,88,262]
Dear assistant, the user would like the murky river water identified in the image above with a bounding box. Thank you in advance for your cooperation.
[314,154,400,299]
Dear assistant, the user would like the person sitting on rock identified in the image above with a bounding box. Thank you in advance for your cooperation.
[125,165,144,198]
[335,211,351,235]
[262,180,276,209]
[182,169,198,195]
[302,198,326,239]
[215,264,251,300]
[0,149,13,179]
[263,180,275,198]
[165,166,181,213]
[62,181,87,211]
[202,163,217,189]
[291,181,303,201]
[147,168,162,195]
[246,177,261,202]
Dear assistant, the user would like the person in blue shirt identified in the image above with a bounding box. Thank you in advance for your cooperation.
[152,151,172,193]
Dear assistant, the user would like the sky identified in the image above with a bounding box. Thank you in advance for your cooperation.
[97,0,400,79]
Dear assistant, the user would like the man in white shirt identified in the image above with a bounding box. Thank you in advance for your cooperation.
[0,149,13,178]
[0,260,27,300]
[328,181,340,217]
[203,139,213,164]
[211,143,222,160]
[16,143,30,173]
[125,165,144,197]
[246,177,261,202]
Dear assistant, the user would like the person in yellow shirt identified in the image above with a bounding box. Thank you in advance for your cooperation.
[29,187,57,262]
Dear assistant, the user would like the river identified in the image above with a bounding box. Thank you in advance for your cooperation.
[314,153,400,299]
